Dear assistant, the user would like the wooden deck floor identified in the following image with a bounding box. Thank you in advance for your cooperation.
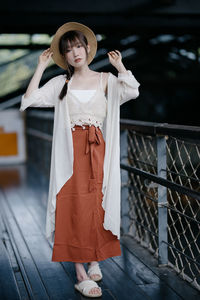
[0,163,199,300]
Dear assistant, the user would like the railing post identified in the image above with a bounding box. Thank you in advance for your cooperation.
[157,135,168,266]
[120,129,130,235]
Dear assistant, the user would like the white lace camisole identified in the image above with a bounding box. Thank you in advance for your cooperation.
[67,72,107,130]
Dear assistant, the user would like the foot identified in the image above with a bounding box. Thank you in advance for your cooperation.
[75,262,101,296]
[74,279,102,297]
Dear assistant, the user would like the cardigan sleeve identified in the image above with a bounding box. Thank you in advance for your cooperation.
[117,70,140,105]
[19,75,64,111]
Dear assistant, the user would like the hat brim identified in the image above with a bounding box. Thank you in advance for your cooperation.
[50,22,97,70]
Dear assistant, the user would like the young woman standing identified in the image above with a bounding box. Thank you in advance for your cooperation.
[20,22,140,297]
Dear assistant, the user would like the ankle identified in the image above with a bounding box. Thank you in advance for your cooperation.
[74,262,89,282]
[77,274,89,282]
[88,261,98,267]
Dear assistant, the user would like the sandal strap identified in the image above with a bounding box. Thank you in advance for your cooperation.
[88,263,102,276]
[77,279,101,293]
[78,279,98,289]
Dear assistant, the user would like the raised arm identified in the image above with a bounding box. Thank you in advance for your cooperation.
[19,48,58,111]
[107,50,140,105]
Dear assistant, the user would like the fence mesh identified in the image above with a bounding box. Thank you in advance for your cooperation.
[125,129,200,290]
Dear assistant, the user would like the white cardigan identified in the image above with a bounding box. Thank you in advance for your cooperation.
[19,70,140,243]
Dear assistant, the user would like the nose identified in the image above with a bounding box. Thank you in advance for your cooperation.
[72,47,78,57]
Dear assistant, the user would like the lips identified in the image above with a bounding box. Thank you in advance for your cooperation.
[74,58,82,63]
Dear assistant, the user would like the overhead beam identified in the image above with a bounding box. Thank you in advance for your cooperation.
[1,13,200,34]
[1,1,200,34]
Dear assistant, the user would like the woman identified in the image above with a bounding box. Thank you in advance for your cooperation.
[20,22,140,297]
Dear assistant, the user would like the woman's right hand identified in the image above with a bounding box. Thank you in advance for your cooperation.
[38,48,53,69]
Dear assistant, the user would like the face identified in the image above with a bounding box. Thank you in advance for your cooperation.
[64,38,90,67]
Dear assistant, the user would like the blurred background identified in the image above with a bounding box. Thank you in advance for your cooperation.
[0,0,200,126]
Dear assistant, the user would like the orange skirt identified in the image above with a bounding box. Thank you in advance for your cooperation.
[51,125,121,262]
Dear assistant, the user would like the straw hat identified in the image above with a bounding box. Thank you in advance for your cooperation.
[50,22,97,70]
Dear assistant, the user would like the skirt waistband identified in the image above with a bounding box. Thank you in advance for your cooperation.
[71,125,100,131]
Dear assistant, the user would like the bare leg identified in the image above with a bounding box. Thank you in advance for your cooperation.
[74,262,101,296]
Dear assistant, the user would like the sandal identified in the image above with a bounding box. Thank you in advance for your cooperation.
[87,263,103,282]
[74,279,102,298]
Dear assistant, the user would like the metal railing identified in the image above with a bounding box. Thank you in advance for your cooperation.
[120,119,200,291]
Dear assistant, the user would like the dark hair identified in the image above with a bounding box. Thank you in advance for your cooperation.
[59,30,89,100]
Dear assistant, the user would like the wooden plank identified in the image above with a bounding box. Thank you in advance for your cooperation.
[2,188,79,300]
[115,243,184,299]
[3,233,19,273]
[100,257,151,300]
[0,205,30,300]
[16,185,47,238]
[0,189,49,300]
[2,231,30,300]
[113,244,159,285]
[112,243,184,299]
[0,239,21,300]
[120,235,200,299]
[138,283,183,300]
[15,272,30,300]
[25,235,78,300]
[0,212,20,300]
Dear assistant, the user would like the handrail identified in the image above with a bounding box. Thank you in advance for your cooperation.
[120,163,200,201]
[120,118,200,139]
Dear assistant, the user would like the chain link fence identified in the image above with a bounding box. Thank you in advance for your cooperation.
[120,119,200,291]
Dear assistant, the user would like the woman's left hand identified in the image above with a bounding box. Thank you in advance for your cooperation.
[107,50,127,73]
[107,50,122,68]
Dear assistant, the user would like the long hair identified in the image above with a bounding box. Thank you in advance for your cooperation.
[59,30,89,100]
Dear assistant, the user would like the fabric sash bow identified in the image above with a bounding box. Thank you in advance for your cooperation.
[85,126,101,192]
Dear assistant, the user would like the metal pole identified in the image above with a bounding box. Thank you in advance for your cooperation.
[157,135,168,266]
[120,129,130,235]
